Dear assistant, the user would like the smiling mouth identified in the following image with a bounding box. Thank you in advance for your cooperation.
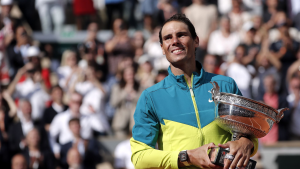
[172,48,184,54]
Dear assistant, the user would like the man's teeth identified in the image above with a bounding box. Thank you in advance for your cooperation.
[173,49,183,53]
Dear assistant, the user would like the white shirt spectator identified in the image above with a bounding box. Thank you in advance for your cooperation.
[57,66,77,91]
[226,62,253,98]
[207,30,240,61]
[21,119,34,136]
[291,0,300,17]
[114,139,134,169]
[49,109,106,153]
[14,78,50,121]
[143,40,169,71]
[52,102,65,113]
[75,81,104,115]
[75,81,110,132]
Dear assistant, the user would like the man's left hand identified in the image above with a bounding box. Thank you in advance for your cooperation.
[218,137,254,169]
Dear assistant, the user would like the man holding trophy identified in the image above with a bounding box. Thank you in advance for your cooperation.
[130,14,284,169]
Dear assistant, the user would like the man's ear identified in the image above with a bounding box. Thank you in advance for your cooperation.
[194,36,199,47]
[160,43,166,55]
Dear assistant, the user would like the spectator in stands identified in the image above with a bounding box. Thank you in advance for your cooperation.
[154,69,168,84]
[0,0,14,48]
[0,107,10,168]
[252,36,281,100]
[207,16,240,62]
[144,26,169,71]
[83,22,106,72]
[6,25,30,78]
[141,0,159,33]
[42,85,68,132]
[260,75,280,145]
[57,50,78,92]
[263,0,279,24]
[241,25,260,66]
[184,0,217,62]
[228,0,252,33]
[287,76,300,140]
[114,129,134,169]
[105,19,135,76]
[7,63,50,122]
[78,23,108,82]
[269,20,299,94]
[0,90,18,128]
[8,100,45,155]
[136,59,155,89]
[105,0,124,29]
[60,118,102,169]
[73,0,96,30]
[71,65,106,114]
[66,148,82,169]
[0,91,17,167]
[69,65,110,133]
[225,45,255,98]
[110,65,142,138]
[132,31,145,62]
[21,128,57,169]
[49,92,107,158]
[203,54,218,74]
[11,154,28,169]
[35,0,65,33]
[287,49,300,83]
[160,2,178,22]
[26,46,51,90]
[287,0,300,22]
[1,0,13,28]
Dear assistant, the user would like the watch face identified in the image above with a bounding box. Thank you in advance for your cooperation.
[180,152,187,161]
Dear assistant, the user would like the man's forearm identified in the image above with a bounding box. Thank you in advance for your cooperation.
[131,138,180,169]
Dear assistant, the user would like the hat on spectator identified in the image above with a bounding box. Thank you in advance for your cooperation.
[243,21,256,32]
[1,0,13,5]
[138,54,152,64]
[26,46,41,57]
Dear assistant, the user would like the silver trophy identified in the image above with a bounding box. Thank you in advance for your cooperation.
[209,81,289,169]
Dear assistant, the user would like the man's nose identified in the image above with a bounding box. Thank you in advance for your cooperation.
[171,36,180,45]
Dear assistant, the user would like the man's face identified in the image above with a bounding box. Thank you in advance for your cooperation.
[21,101,32,119]
[12,155,27,169]
[1,5,12,17]
[69,94,82,114]
[16,27,28,44]
[26,129,40,148]
[160,21,199,67]
[51,87,63,103]
[69,121,81,136]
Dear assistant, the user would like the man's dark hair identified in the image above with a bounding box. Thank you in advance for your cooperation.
[68,118,80,125]
[159,14,197,44]
[50,85,63,94]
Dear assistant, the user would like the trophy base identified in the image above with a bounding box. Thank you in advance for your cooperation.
[209,147,256,169]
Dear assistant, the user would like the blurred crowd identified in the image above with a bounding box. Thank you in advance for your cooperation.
[0,0,300,168]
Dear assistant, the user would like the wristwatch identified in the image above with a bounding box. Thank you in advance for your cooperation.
[178,150,191,166]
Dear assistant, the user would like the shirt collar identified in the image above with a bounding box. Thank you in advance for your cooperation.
[167,61,206,89]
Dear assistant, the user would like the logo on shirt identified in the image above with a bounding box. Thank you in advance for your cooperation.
[208,90,213,102]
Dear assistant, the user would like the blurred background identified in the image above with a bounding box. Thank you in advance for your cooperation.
[0,0,300,168]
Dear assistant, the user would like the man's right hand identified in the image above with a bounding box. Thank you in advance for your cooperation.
[186,143,222,169]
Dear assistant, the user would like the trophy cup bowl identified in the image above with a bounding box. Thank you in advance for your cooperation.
[209,81,289,169]
[210,81,289,140]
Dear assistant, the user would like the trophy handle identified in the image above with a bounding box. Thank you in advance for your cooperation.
[210,81,221,101]
[276,108,289,123]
